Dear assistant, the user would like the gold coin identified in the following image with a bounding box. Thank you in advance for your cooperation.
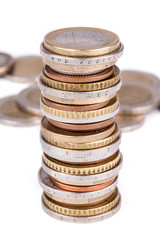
[40,95,119,120]
[44,27,120,57]
[0,96,41,127]
[116,114,145,132]
[41,65,120,92]
[42,188,120,217]
[6,56,43,83]
[42,150,121,175]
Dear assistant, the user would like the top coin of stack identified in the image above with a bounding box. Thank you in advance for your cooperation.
[39,27,123,223]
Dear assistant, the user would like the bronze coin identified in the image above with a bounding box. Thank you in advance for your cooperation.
[48,117,115,132]
[42,96,109,111]
[49,177,116,192]
[44,65,114,83]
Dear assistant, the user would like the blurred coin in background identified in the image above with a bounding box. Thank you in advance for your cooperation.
[0,52,14,76]
[6,56,43,83]
[17,86,41,116]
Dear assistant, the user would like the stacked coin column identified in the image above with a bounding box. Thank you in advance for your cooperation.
[38,27,124,223]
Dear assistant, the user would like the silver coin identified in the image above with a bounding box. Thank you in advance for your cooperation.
[40,133,121,163]
[41,196,121,223]
[17,86,41,116]
[38,168,118,200]
[40,42,124,66]
[38,77,122,100]
[41,157,122,185]
[116,114,145,132]
[119,70,160,114]
[0,96,41,127]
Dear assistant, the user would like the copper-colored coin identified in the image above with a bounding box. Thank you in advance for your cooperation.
[42,96,109,111]
[44,65,114,83]
[48,117,115,132]
[49,177,116,192]
[0,52,14,76]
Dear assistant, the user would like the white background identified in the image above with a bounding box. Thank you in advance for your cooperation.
[0,0,160,239]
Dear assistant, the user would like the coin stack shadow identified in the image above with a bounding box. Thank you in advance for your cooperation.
[38,27,124,223]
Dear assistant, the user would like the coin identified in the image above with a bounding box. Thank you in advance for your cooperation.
[42,195,121,223]
[116,114,145,132]
[0,52,14,76]
[6,56,43,83]
[49,177,116,192]
[42,150,121,175]
[48,117,115,132]
[44,27,120,57]
[38,168,118,202]
[119,70,160,114]
[0,96,41,127]
[41,65,120,91]
[42,188,120,217]
[42,97,109,111]
[41,42,124,75]
[17,87,41,116]
[44,65,114,83]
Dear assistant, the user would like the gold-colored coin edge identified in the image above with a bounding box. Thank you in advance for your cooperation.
[42,189,120,217]
[41,66,120,92]
[40,95,119,119]
[42,151,121,175]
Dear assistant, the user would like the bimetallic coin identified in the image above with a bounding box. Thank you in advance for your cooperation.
[44,27,120,57]
[38,77,122,104]
[40,133,121,163]
[40,96,119,124]
[44,65,114,83]
[38,168,118,203]
[119,70,160,114]
[6,56,43,83]
[41,42,124,75]
[41,65,120,92]
[42,150,121,175]
[116,114,145,132]
[42,196,121,223]
[48,117,115,132]
[0,96,41,127]
[17,87,41,116]
[0,52,14,76]
[42,157,122,186]
[42,188,120,217]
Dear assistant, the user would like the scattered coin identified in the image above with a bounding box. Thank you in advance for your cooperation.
[6,56,43,83]
[119,70,160,115]
[17,86,41,116]
[0,52,14,76]
[0,96,41,127]
[116,114,145,132]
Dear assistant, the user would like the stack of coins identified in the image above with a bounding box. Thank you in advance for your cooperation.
[38,27,124,223]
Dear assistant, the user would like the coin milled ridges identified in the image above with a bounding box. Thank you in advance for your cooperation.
[40,95,119,119]
[42,151,121,175]
[42,188,120,217]
[41,65,120,92]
